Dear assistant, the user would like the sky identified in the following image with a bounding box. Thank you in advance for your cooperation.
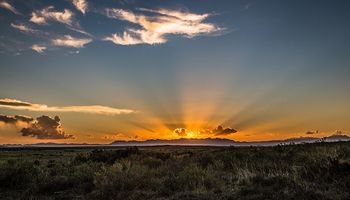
[0,0,350,144]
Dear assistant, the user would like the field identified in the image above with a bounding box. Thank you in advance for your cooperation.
[0,142,350,200]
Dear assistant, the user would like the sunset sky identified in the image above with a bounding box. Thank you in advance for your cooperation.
[1,0,350,144]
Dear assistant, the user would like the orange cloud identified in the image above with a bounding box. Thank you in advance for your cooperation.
[0,98,136,115]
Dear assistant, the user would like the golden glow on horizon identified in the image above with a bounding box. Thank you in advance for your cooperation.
[1,70,350,144]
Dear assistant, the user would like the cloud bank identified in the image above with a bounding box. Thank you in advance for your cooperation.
[104,8,221,45]
[0,98,136,115]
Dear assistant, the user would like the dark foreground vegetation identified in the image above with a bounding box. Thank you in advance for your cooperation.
[0,142,350,200]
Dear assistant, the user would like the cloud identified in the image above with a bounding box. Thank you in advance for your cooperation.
[31,44,46,53]
[173,125,237,137]
[103,132,134,140]
[334,130,348,135]
[305,130,319,135]
[30,6,74,25]
[174,128,187,136]
[0,98,136,115]
[104,8,221,45]
[51,35,92,48]
[11,23,37,33]
[200,125,237,136]
[20,115,74,139]
[0,114,34,124]
[0,99,32,107]
[10,23,50,40]
[139,8,210,22]
[0,114,73,139]
[0,1,20,15]
[212,125,237,135]
[72,0,88,14]
[104,32,151,46]
[30,6,90,36]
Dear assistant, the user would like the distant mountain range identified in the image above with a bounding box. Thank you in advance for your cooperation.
[110,134,350,146]
[1,134,349,148]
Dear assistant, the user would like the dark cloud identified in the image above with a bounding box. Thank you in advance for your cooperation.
[212,125,237,135]
[305,130,319,135]
[0,115,17,124]
[174,128,187,137]
[20,115,74,139]
[200,125,237,136]
[173,125,237,137]
[0,99,32,107]
[0,114,34,124]
[14,115,34,123]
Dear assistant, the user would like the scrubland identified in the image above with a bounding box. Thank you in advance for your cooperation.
[0,142,349,200]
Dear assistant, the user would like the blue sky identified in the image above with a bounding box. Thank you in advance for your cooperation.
[0,0,350,143]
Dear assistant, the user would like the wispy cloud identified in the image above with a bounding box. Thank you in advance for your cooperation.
[72,0,88,14]
[0,98,136,115]
[30,6,90,36]
[30,6,74,25]
[31,44,46,53]
[11,23,37,33]
[104,8,221,45]
[51,35,92,48]
[0,1,20,15]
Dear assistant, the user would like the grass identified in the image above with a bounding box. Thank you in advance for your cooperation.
[0,142,349,199]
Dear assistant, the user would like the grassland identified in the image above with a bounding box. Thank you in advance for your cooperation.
[0,142,350,200]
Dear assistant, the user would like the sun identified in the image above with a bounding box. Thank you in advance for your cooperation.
[186,131,198,138]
